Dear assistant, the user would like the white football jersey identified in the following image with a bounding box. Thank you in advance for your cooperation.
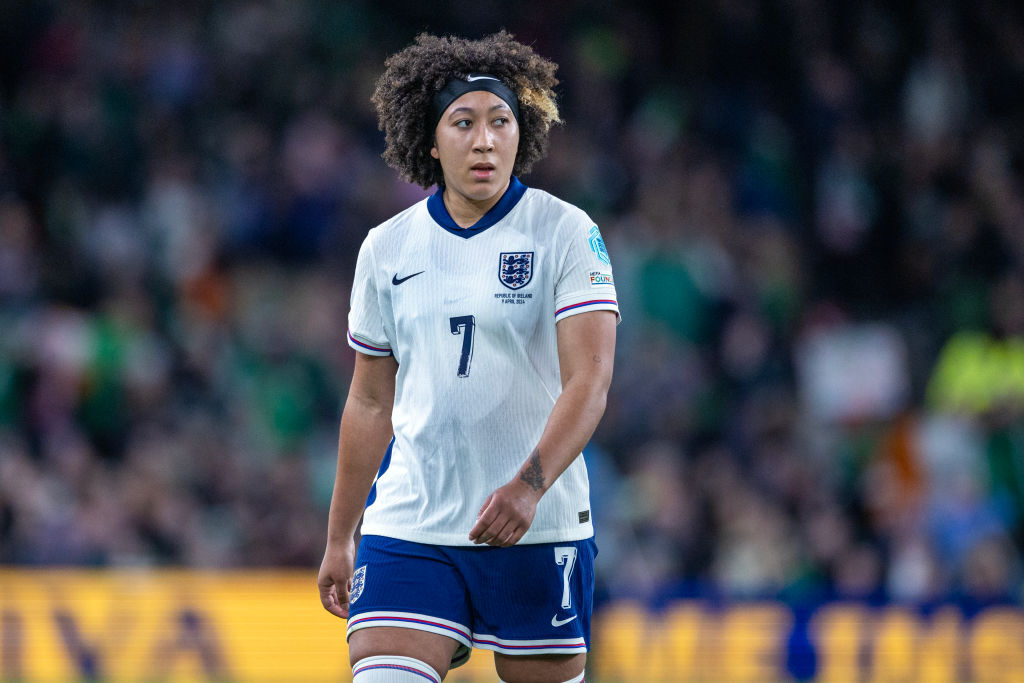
[347,178,619,545]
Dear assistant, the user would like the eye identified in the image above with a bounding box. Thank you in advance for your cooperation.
[493,117,509,126]
[455,119,472,128]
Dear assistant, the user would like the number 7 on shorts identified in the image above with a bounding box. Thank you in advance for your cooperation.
[554,546,577,609]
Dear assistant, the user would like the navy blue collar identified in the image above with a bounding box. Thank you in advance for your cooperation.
[427,177,528,238]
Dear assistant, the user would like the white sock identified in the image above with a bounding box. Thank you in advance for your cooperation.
[353,655,441,682]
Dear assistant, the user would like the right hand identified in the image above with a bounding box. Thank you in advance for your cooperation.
[469,477,542,547]
[317,539,356,618]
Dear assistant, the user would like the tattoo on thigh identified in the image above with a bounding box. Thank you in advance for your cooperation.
[520,448,545,491]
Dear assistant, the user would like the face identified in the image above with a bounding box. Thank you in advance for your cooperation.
[430,90,520,205]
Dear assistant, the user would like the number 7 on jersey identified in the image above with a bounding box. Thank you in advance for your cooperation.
[449,315,476,378]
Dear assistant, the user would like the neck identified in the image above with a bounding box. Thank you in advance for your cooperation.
[443,178,511,228]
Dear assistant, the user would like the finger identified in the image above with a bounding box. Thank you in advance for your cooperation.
[496,525,526,548]
[318,577,351,619]
[493,530,514,547]
[481,520,516,548]
[469,500,500,542]
[500,522,526,547]
[474,509,513,545]
[477,492,495,518]
[468,518,487,542]
[339,577,351,618]
[486,519,516,547]
[318,584,333,611]
[319,583,346,618]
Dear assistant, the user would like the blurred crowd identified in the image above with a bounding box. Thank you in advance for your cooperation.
[2,0,1024,609]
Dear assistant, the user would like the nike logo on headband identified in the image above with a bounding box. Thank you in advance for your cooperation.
[466,74,500,82]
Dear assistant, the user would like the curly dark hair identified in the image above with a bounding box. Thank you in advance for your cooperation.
[371,31,561,189]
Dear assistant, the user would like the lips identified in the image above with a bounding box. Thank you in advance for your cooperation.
[471,163,496,179]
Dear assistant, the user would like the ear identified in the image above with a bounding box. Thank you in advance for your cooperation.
[430,143,439,160]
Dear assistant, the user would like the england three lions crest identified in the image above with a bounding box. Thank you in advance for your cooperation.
[349,565,366,604]
[499,252,534,290]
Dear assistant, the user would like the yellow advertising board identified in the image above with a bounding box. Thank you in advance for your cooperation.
[0,569,501,681]
[0,569,353,680]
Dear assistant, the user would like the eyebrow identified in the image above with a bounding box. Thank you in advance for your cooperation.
[447,103,512,119]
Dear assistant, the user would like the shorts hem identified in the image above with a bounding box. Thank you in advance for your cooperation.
[471,633,588,656]
[347,610,472,650]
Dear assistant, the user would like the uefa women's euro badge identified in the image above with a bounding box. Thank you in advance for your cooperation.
[588,225,610,265]
[350,565,366,604]
[499,252,534,290]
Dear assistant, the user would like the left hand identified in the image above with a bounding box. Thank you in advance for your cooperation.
[468,479,542,547]
[317,537,356,619]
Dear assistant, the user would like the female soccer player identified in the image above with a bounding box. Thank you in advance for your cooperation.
[317,31,619,683]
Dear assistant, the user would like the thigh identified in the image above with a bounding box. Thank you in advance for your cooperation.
[347,536,473,668]
[494,652,586,683]
[349,627,460,680]
[457,538,596,657]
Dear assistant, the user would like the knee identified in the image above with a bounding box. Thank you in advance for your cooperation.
[494,653,586,683]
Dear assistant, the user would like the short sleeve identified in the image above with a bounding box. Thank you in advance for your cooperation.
[347,234,392,356]
[554,217,621,324]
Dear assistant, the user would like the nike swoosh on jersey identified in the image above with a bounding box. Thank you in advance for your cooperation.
[551,614,578,627]
[392,271,425,285]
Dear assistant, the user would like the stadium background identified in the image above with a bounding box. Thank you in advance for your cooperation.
[2,0,1024,680]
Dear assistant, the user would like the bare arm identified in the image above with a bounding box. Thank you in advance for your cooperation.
[317,352,398,618]
[469,310,616,546]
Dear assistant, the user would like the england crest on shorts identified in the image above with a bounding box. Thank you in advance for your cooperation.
[350,565,366,604]
[499,252,534,290]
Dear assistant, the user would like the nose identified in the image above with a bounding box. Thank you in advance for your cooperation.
[472,125,494,152]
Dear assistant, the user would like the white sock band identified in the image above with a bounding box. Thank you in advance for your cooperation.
[353,655,441,682]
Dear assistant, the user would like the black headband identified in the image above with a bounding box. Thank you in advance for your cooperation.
[432,74,520,129]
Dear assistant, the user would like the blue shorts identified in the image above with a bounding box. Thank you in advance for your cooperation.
[346,535,596,667]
